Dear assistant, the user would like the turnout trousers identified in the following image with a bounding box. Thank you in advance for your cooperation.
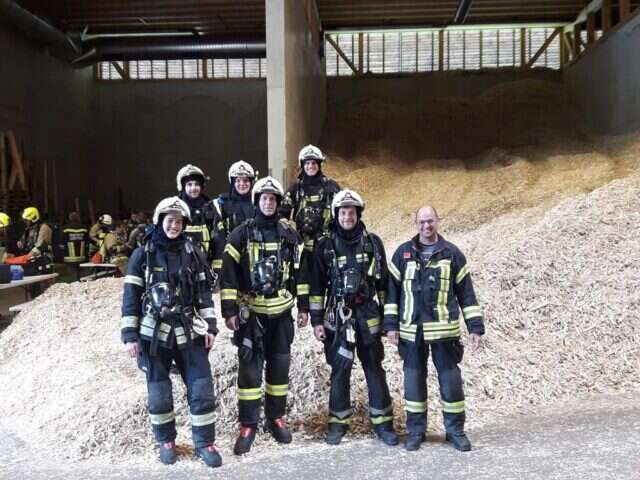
[324,326,393,427]
[138,337,216,447]
[400,330,466,436]
[236,310,294,426]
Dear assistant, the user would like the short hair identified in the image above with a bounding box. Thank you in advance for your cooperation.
[415,205,439,221]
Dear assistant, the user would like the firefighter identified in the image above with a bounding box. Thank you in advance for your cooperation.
[176,164,215,258]
[211,160,257,279]
[89,214,112,256]
[101,221,130,274]
[0,212,9,263]
[63,211,89,264]
[127,210,151,251]
[221,176,309,456]
[17,207,52,259]
[310,189,397,446]
[384,205,484,452]
[121,196,221,467]
[280,145,341,256]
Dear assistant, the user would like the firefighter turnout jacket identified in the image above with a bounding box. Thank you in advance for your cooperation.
[121,232,217,351]
[63,223,89,263]
[179,192,215,257]
[384,235,484,343]
[211,191,255,274]
[221,217,308,318]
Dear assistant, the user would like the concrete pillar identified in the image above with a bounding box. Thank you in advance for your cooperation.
[266,0,326,187]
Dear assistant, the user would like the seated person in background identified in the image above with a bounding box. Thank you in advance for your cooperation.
[0,212,9,263]
[17,207,52,260]
[89,214,113,256]
[101,221,130,274]
[63,211,89,264]
[127,210,151,251]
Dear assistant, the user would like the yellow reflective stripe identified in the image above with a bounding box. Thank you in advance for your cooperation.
[384,304,398,315]
[442,400,465,414]
[310,295,324,311]
[328,417,350,424]
[456,264,469,284]
[221,289,238,301]
[212,259,223,269]
[263,242,279,251]
[367,257,376,277]
[150,411,175,425]
[191,411,216,427]
[124,275,144,287]
[402,262,416,324]
[367,318,380,327]
[296,283,310,295]
[463,305,482,319]
[370,415,394,425]
[225,243,241,263]
[436,261,451,322]
[377,291,385,304]
[120,316,139,329]
[405,399,428,413]
[265,383,288,396]
[388,261,401,281]
[238,388,262,401]
[64,228,87,233]
[68,242,76,258]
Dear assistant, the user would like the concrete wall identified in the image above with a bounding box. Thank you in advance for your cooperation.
[267,0,325,185]
[92,80,267,213]
[0,24,93,218]
[564,12,640,134]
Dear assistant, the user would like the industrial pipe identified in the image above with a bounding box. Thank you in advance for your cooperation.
[453,0,473,24]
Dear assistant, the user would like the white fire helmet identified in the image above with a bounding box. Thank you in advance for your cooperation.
[153,196,191,224]
[176,164,208,192]
[251,176,284,205]
[228,160,256,183]
[297,144,325,168]
[331,189,365,218]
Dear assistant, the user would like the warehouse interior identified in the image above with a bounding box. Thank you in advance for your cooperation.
[1,0,639,476]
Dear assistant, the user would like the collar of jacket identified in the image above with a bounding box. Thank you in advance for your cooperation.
[410,234,447,256]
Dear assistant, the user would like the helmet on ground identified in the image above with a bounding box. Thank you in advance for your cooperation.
[176,164,208,192]
[153,196,191,225]
[0,212,9,228]
[22,207,40,223]
[99,214,113,226]
[331,189,365,218]
[298,144,325,168]
[228,160,256,183]
[252,176,284,205]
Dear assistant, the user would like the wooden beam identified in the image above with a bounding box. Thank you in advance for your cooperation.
[110,61,129,80]
[573,23,581,57]
[525,27,560,68]
[602,0,612,32]
[325,34,359,75]
[620,0,631,22]
[587,11,596,45]
[520,27,526,67]
[7,131,27,191]
[358,32,364,73]
[44,157,48,214]
[562,32,573,62]
[0,133,6,194]
[438,29,444,70]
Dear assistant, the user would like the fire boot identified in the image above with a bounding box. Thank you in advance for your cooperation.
[265,418,292,444]
[158,441,177,465]
[445,432,472,451]
[325,423,348,445]
[374,424,399,446]
[233,425,257,455]
[195,444,223,467]
[404,433,426,451]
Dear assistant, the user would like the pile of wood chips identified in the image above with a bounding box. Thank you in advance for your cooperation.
[0,173,638,463]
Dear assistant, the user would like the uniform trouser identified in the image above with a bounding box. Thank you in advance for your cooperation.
[139,337,216,447]
[400,332,466,436]
[237,311,294,426]
[324,328,394,427]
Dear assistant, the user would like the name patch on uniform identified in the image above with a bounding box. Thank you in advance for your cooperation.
[403,252,411,259]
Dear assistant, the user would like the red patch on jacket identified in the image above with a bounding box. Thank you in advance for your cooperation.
[403,252,411,259]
